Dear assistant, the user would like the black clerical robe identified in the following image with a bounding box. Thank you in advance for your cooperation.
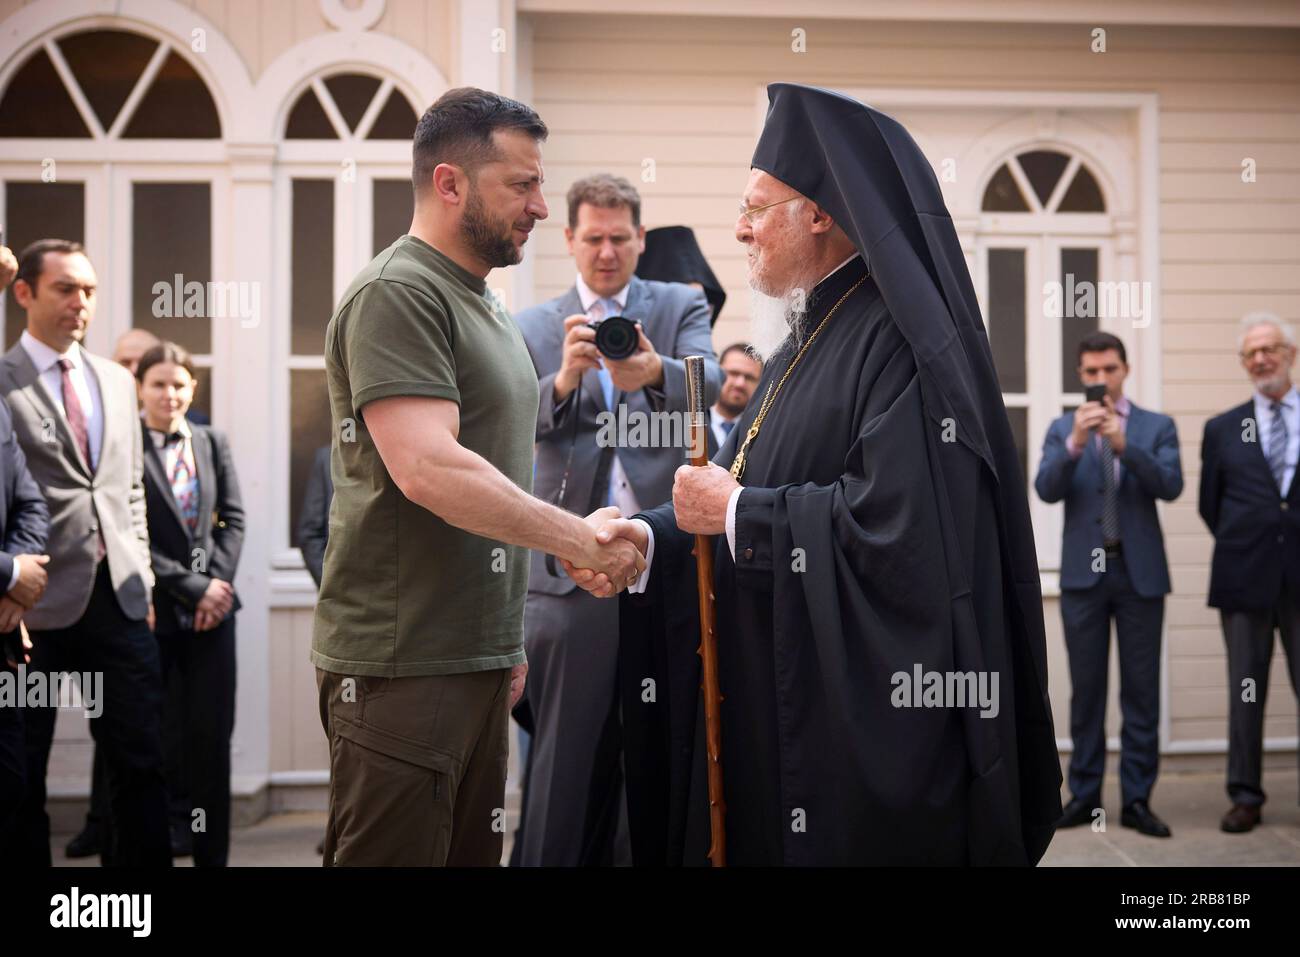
[620,256,1056,865]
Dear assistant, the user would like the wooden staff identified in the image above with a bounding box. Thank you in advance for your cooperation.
[684,355,726,867]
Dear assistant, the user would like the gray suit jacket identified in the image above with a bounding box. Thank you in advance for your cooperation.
[514,277,720,596]
[0,342,154,629]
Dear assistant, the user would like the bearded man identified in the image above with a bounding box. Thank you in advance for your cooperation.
[567,83,1062,866]
[313,87,643,866]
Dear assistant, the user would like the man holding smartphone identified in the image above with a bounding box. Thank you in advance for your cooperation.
[1035,332,1183,837]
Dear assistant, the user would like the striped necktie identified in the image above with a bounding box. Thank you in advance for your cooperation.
[1100,436,1120,545]
[1267,400,1288,494]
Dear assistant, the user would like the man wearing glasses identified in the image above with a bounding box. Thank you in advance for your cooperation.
[1199,312,1300,834]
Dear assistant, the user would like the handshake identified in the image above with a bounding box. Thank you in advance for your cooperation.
[558,505,650,598]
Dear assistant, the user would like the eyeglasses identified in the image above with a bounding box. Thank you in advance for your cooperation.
[1240,344,1292,361]
[738,196,797,225]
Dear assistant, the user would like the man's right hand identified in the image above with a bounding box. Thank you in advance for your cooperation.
[563,513,649,598]
[196,578,235,622]
[0,595,25,633]
[1070,401,1108,448]
[553,314,601,402]
[562,506,645,598]
[8,554,50,608]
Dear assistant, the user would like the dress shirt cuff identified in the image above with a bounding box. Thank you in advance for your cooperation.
[1065,433,1084,460]
[6,555,20,593]
[625,519,655,594]
[725,486,743,561]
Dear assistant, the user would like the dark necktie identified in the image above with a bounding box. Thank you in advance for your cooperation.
[720,419,735,437]
[1100,435,1120,545]
[1268,401,1288,494]
[57,357,92,470]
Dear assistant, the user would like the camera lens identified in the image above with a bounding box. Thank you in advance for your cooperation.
[593,316,638,360]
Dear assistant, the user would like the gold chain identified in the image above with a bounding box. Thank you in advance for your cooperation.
[730,275,867,482]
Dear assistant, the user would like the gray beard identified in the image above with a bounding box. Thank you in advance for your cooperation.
[747,284,810,361]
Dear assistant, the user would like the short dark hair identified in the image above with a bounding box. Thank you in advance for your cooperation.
[411,87,548,192]
[1077,331,1127,365]
[15,238,85,293]
[136,341,196,384]
[719,342,762,367]
[566,173,641,229]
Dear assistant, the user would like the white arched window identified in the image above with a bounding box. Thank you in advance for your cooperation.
[974,146,1114,569]
[0,25,226,415]
[273,70,420,559]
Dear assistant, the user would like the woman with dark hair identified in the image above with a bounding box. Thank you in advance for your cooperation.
[636,225,727,323]
[136,342,244,867]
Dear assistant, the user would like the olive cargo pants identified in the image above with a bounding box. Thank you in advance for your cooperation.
[316,668,510,866]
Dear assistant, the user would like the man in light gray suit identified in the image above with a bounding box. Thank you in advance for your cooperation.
[512,174,720,865]
[1,239,168,867]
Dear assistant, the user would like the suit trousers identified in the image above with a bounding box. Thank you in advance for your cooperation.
[1220,590,1300,808]
[514,588,630,866]
[1060,554,1165,807]
[0,675,23,843]
[317,667,510,866]
[157,617,237,866]
[11,562,171,866]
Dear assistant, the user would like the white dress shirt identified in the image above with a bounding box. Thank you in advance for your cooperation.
[574,272,641,519]
[20,329,104,471]
[1254,385,1300,497]
[710,405,737,451]
[629,253,863,593]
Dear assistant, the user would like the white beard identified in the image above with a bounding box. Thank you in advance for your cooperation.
[747,285,809,361]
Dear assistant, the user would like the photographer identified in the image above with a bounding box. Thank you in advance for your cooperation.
[511,174,719,865]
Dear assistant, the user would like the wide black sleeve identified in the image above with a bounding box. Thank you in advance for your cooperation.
[0,401,50,584]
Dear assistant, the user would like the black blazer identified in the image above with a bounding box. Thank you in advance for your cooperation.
[1199,399,1300,611]
[140,422,245,634]
[297,445,332,588]
[0,395,50,595]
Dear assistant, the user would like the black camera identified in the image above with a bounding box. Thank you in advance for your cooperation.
[587,315,639,360]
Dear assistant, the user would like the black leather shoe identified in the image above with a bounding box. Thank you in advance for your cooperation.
[1122,800,1172,837]
[1220,803,1261,833]
[64,824,101,859]
[1056,795,1100,829]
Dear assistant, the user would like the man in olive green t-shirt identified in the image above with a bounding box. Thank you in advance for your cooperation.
[311,88,644,867]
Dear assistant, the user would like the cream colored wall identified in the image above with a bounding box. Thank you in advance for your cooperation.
[0,0,454,90]
[528,13,1300,752]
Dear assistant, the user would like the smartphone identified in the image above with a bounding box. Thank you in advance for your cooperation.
[1084,384,1107,404]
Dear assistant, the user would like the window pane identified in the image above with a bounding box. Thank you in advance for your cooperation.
[132,182,211,354]
[367,90,419,140]
[981,164,1029,212]
[59,29,159,132]
[1016,150,1070,207]
[1060,247,1099,392]
[292,179,334,356]
[4,182,85,348]
[323,73,381,133]
[1057,166,1106,213]
[372,179,413,257]
[290,369,332,549]
[1006,406,1028,487]
[122,50,220,138]
[285,87,337,139]
[987,248,1026,393]
[0,48,91,137]
[189,365,212,423]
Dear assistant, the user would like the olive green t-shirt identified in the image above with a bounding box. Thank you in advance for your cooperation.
[311,235,538,677]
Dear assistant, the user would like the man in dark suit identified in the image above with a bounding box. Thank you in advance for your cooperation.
[1199,312,1300,834]
[511,174,720,865]
[1036,332,1183,837]
[298,446,332,587]
[0,239,168,866]
[0,380,52,851]
[709,343,762,456]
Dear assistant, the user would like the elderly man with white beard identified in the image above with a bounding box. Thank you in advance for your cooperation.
[564,83,1061,867]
